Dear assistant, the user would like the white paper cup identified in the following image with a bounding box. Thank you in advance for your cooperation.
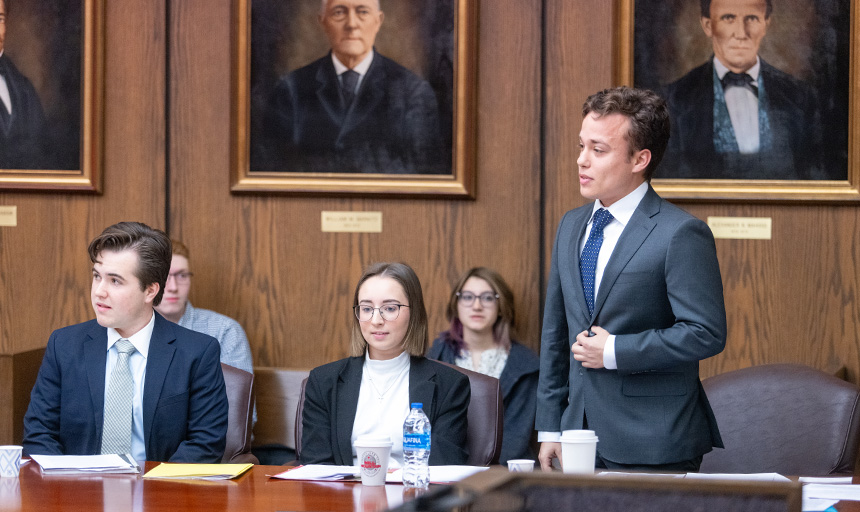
[354,436,392,486]
[0,446,23,478]
[507,459,535,472]
[560,430,598,474]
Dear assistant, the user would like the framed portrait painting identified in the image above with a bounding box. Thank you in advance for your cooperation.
[0,0,104,192]
[231,0,477,198]
[615,0,860,201]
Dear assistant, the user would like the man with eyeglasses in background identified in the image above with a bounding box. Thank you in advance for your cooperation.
[155,240,253,375]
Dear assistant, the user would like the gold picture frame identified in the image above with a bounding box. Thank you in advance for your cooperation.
[0,0,104,193]
[614,0,860,202]
[231,0,478,198]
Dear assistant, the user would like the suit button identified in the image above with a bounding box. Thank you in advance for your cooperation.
[579,369,583,375]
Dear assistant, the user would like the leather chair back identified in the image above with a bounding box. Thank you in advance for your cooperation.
[220,363,259,464]
[252,367,310,459]
[294,362,504,466]
[700,363,860,475]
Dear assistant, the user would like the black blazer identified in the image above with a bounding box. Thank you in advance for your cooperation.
[428,338,539,463]
[23,314,229,463]
[300,355,469,465]
[256,51,446,174]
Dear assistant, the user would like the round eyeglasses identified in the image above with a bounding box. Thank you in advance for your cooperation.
[166,271,193,284]
[354,304,409,322]
[456,291,499,307]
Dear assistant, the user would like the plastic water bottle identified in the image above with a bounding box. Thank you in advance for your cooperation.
[402,402,431,489]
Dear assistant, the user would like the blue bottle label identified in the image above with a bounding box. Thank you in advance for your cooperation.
[403,433,431,450]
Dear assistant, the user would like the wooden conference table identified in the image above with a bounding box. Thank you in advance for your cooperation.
[3,461,860,512]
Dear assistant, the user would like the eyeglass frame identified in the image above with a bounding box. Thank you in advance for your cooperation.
[353,303,410,322]
[166,271,194,284]
[456,291,499,307]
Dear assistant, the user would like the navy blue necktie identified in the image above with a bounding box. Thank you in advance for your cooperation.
[580,208,614,316]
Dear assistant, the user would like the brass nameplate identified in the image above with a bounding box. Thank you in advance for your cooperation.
[707,216,771,240]
[0,206,17,227]
[321,211,382,233]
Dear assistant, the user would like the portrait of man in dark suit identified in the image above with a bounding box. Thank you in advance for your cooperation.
[632,0,850,182]
[0,0,48,170]
[252,0,448,174]
[0,0,82,172]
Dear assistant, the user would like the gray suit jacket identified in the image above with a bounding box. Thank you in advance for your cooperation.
[536,186,726,465]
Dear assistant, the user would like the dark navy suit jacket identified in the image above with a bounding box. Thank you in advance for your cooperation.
[536,186,726,465]
[256,51,446,174]
[23,313,229,463]
[0,54,48,169]
[300,355,469,465]
[662,58,824,180]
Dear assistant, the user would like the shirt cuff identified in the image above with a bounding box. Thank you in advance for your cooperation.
[538,431,561,443]
[603,334,617,369]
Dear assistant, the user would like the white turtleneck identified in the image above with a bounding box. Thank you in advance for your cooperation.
[352,351,411,467]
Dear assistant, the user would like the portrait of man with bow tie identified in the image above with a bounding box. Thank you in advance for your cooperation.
[633,0,850,182]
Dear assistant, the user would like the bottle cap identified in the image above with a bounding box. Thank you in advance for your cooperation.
[410,402,423,409]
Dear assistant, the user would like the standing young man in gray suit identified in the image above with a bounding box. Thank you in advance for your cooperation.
[536,87,727,472]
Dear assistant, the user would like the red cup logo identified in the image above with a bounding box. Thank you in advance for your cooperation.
[361,451,382,476]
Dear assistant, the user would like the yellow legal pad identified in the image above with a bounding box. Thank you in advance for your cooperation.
[143,463,254,480]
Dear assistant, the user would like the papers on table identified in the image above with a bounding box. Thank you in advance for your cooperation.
[143,463,254,480]
[685,472,791,482]
[270,465,488,484]
[272,465,359,481]
[31,454,140,474]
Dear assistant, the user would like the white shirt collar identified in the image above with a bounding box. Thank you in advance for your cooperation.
[713,55,761,81]
[591,181,648,227]
[106,311,155,359]
[331,50,374,77]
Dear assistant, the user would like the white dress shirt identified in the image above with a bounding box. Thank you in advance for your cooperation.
[104,312,155,464]
[714,56,761,154]
[0,51,12,115]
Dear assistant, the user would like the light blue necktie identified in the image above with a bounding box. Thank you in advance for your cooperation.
[580,208,614,316]
[101,339,136,455]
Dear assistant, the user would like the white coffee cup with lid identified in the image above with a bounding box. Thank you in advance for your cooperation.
[354,436,393,486]
[560,430,598,474]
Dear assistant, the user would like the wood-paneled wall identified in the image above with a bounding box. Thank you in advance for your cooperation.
[0,0,167,355]
[168,0,543,368]
[2,0,859,394]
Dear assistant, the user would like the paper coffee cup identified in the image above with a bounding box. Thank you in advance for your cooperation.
[0,446,23,478]
[507,459,535,472]
[354,436,392,486]
[560,430,598,474]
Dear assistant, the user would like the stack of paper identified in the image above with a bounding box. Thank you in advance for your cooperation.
[31,454,140,474]
[271,465,359,481]
[143,463,254,480]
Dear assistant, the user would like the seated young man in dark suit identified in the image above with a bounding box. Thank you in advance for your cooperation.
[23,222,229,463]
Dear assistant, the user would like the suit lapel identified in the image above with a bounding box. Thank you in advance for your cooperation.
[142,314,176,450]
[408,357,436,420]
[568,207,595,318]
[335,358,362,464]
[593,187,660,317]
[85,323,108,442]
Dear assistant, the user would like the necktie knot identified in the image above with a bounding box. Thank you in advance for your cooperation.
[591,208,614,234]
[721,71,758,95]
[115,339,135,356]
